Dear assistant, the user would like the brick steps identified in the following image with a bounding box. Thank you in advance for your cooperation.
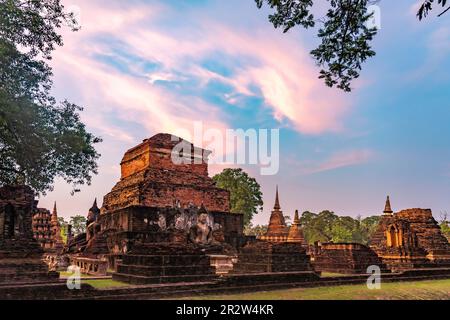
[113,272,217,285]
[92,269,450,300]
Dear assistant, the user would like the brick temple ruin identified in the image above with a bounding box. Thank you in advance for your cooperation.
[369,197,450,271]
[32,202,65,270]
[68,133,245,281]
[258,187,305,244]
[229,188,315,282]
[0,185,60,285]
[1,133,450,298]
[311,196,450,274]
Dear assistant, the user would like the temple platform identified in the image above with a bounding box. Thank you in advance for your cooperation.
[112,243,218,285]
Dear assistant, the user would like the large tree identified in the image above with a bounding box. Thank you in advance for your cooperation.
[300,210,380,245]
[69,214,86,236]
[212,168,263,227]
[0,0,101,194]
[256,0,450,92]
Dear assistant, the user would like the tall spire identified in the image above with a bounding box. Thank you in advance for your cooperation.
[383,195,393,215]
[274,185,281,210]
[51,201,58,222]
[293,209,300,224]
[287,209,305,243]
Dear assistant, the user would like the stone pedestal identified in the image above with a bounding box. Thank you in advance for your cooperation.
[312,243,389,274]
[112,243,218,284]
[208,255,236,275]
[231,241,313,274]
[0,239,59,285]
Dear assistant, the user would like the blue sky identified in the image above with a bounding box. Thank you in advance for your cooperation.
[41,0,450,225]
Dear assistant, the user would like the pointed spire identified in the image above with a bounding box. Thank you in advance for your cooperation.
[383,195,393,215]
[51,201,58,222]
[293,209,300,224]
[274,185,281,210]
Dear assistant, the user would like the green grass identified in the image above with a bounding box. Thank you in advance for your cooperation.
[320,272,351,278]
[180,279,450,300]
[83,279,129,289]
[59,271,96,278]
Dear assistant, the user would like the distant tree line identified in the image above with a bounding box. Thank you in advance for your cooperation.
[246,210,450,245]
[245,210,380,245]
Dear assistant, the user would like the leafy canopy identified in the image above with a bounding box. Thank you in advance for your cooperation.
[212,168,263,227]
[256,0,450,92]
[69,214,86,236]
[298,210,380,244]
[0,0,101,194]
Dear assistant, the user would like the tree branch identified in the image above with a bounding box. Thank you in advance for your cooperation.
[438,6,450,17]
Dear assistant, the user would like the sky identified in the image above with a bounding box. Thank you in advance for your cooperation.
[39,0,450,225]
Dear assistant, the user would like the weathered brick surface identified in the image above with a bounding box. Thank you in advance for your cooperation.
[231,241,314,274]
[312,243,388,274]
[396,208,450,258]
[32,205,64,253]
[369,208,450,270]
[102,133,230,213]
[0,185,59,285]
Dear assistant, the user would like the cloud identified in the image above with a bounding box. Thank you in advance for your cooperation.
[55,0,351,136]
[295,149,374,175]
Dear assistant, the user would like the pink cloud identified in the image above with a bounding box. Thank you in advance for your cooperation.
[41,0,357,217]
[57,0,351,136]
[295,149,374,175]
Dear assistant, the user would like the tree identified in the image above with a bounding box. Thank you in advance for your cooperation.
[57,216,68,243]
[300,210,380,245]
[212,168,263,227]
[244,223,268,237]
[300,210,338,243]
[69,215,86,236]
[0,0,101,194]
[439,211,450,241]
[256,0,450,92]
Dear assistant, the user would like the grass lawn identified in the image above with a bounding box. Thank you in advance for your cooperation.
[181,279,450,300]
[59,271,97,278]
[82,279,129,289]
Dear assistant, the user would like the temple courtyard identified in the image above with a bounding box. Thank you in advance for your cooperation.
[1,133,450,300]
[180,279,450,300]
[67,274,450,300]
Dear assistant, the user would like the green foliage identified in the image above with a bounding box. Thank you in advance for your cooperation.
[311,0,377,92]
[438,212,450,241]
[69,215,86,236]
[212,168,263,227]
[58,216,68,244]
[300,210,380,245]
[0,0,101,194]
[244,223,268,237]
[256,0,449,92]
[417,0,450,20]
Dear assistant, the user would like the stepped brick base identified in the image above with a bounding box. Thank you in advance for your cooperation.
[312,243,389,274]
[0,239,59,285]
[231,241,314,274]
[112,243,218,284]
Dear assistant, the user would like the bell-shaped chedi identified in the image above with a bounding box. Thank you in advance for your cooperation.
[102,133,230,213]
[259,186,289,242]
[287,210,305,244]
